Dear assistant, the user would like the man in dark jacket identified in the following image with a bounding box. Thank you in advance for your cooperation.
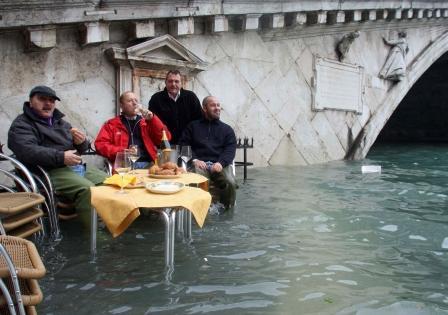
[148,70,202,144]
[180,95,237,210]
[8,85,106,218]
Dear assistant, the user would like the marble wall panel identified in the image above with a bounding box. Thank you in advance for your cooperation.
[264,40,296,76]
[268,66,309,132]
[283,38,309,63]
[294,45,314,88]
[310,112,346,160]
[323,111,353,138]
[289,115,329,164]
[213,32,272,62]
[269,135,307,165]
[196,57,253,123]
[231,58,274,89]
[177,35,227,64]
[254,68,291,117]
[237,94,285,162]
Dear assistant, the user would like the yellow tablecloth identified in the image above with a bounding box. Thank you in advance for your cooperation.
[91,178,211,238]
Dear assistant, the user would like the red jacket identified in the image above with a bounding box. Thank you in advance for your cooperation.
[94,115,171,162]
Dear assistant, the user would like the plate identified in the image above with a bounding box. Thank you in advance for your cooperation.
[145,181,185,194]
[149,174,181,179]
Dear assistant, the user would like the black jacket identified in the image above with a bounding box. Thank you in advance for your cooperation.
[8,102,88,170]
[180,118,236,168]
[148,88,202,144]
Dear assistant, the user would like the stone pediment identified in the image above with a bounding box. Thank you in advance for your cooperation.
[106,34,207,73]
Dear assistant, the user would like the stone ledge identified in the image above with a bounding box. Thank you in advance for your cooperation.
[1,1,448,29]
[1,5,447,49]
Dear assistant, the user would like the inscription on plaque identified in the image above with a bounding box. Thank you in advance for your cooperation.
[312,56,364,113]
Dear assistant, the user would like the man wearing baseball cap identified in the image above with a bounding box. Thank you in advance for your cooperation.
[8,85,106,221]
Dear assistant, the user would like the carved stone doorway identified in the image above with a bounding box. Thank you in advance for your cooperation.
[106,34,207,114]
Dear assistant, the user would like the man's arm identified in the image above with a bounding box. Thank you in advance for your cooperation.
[8,121,65,168]
[94,122,123,162]
[71,128,89,154]
[148,93,160,114]
[146,114,171,145]
[190,92,203,121]
[218,126,237,168]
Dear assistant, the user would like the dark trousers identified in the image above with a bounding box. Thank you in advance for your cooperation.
[48,165,107,214]
[195,165,236,209]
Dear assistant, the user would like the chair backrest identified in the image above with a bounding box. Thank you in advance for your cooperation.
[0,153,38,193]
[0,169,31,193]
[0,243,26,315]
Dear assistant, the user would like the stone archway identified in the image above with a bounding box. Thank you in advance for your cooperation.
[347,31,448,159]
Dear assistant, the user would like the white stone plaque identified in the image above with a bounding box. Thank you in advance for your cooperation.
[312,56,364,113]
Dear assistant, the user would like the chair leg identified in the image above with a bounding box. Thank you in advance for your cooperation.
[91,207,97,257]
[0,244,26,315]
[0,278,17,315]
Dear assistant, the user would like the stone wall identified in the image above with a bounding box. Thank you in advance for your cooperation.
[1,2,448,166]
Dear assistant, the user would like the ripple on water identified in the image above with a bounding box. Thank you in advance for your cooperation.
[355,301,448,315]
[109,306,132,314]
[299,292,326,301]
[185,300,274,314]
[409,235,427,241]
[79,283,95,290]
[337,280,358,286]
[379,225,398,232]
[208,250,266,260]
[442,237,448,249]
[313,224,332,233]
[186,282,288,297]
[325,265,354,272]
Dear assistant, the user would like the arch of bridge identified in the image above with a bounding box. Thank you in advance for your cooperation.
[348,31,448,159]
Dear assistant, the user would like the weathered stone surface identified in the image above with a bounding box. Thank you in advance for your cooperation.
[209,15,229,33]
[245,14,261,30]
[80,22,109,46]
[1,2,448,167]
[131,21,155,39]
[25,26,57,51]
[296,12,307,25]
[169,17,194,36]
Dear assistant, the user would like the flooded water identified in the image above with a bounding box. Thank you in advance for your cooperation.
[39,144,448,314]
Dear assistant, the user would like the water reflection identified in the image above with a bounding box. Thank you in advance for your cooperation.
[39,144,448,314]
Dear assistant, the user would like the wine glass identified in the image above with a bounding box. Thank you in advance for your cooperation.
[114,151,131,194]
[173,145,181,166]
[180,146,192,171]
[128,145,139,170]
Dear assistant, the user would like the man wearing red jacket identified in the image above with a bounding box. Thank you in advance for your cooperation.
[95,91,170,168]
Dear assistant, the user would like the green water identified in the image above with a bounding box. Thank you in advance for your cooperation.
[39,144,448,314]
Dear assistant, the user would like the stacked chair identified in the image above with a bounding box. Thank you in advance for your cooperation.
[0,194,44,239]
[0,235,46,314]
[0,152,60,240]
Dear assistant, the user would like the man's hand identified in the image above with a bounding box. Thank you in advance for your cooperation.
[137,105,153,121]
[211,162,223,173]
[70,128,86,145]
[142,109,154,121]
[193,159,207,170]
[64,150,82,166]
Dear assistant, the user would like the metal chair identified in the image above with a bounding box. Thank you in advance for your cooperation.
[0,236,46,314]
[0,243,25,315]
[0,153,60,240]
